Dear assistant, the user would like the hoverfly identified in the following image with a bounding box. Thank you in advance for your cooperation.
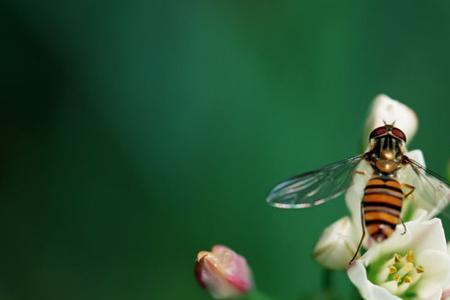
[266,123,450,262]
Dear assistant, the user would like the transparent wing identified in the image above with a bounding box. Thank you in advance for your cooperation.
[400,156,450,218]
[266,155,364,209]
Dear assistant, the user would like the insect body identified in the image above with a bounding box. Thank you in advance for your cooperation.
[267,123,450,262]
[363,176,404,241]
[360,124,410,243]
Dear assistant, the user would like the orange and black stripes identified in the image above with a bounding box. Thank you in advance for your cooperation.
[363,176,404,241]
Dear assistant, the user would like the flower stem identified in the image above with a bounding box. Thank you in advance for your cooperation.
[322,269,333,293]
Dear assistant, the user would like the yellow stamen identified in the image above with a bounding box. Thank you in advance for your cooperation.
[394,253,401,263]
[389,266,397,274]
[406,250,414,263]
[403,275,412,283]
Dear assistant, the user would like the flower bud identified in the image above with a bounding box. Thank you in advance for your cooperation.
[363,94,418,147]
[313,216,359,270]
[195,245,252,298]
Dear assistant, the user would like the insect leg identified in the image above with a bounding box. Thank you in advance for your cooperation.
[350,203,365,264]
[399,183,414,235]
[402,183,415,199]
[353,170,367,176]
[399,217,407,235]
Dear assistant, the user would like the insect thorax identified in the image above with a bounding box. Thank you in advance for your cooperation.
[367,135,406,175]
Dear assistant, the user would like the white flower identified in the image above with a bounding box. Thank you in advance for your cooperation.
[364,94,418,148]
[313,94,446,270]
[313,216,360,270]
[348,218,450,300]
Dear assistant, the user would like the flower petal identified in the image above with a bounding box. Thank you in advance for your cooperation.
[361,219,447,264]
[363,94,418,147]
[397,150,450,219]
[348,260,402,300]
[345,159,372,245]
[442,289,450,300]
[196,253,242,298]
[416,250,450,299]
[211,245,252,292]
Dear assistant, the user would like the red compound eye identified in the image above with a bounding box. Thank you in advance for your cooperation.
[369,126,387,140]
[391,127,407,142]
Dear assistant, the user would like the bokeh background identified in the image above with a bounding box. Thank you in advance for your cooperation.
[1,1,449,300]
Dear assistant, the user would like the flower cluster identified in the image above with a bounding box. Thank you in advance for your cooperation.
[193,95,449,300]
[313,95,450,300]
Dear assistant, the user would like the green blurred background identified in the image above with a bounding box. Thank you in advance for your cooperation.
[1,1,449,299]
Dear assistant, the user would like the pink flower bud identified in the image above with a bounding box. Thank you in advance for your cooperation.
[195,245,252,298]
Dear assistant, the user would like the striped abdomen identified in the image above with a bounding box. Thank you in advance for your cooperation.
[363,176,404,242]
